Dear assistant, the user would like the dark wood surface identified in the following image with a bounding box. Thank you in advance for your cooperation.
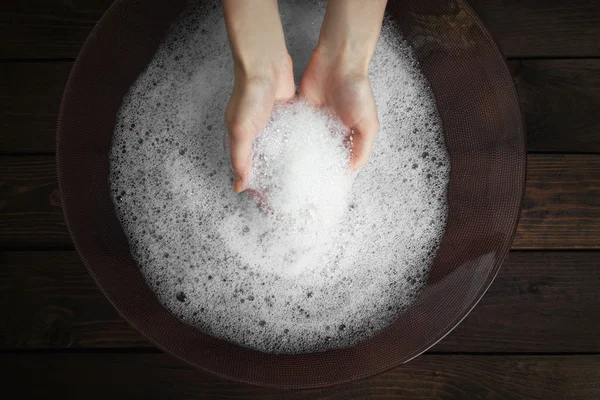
[2,354,599,399]
[508,59,600,153]
[0,0,598,398]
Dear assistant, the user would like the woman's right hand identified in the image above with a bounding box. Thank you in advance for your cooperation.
[222,0,295,193]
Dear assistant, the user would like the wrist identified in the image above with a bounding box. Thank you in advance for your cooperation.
[316,0,386,76]
[313,42,371,78]
[223,0,290,84]
[234,51,292,84]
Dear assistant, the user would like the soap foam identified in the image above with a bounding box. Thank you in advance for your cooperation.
[109,0,450,354]
[224,99,354,275]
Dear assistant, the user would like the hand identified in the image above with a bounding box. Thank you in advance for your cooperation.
[225,55,295,192]
[300,0,387,171]
[222,0,295,192]
[300,47,379,171]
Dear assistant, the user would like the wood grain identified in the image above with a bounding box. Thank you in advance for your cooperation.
[1,0,598,59]
[508,59,600,153]
[468,0,599,58]
[1,353,598,399]
[1,155,598,249]
[1,1,598,397]
[0,0,113,60]
[0,62,72,154]
[0,251,148,349]
[434,251,600,352]
[0,157,65,247]
[2,251,598,352]
[516,155,600,249]
[2,60,600,154]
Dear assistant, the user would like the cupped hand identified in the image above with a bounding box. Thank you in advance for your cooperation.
[299,47,380,172]
[225,55,295,192]
[222,0,295,192]
[222,0,385,191]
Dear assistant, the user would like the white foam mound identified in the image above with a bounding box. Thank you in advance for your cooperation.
[223,100,354,274]
[249,99,352,222]
[109,0,450,354]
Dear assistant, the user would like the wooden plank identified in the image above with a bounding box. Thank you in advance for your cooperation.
[468,0,600,58]
[515,155,600,249]
[1,353,598,398]
[2,251,598,352]
[434,251,600,352]
[0,157,65,247]
[0,0,112,60]
[508,59,600,153]
[1,155,598,249]
[2,60,599,154]
[0,251,148,349]
[0,62,72,154]
[0,0,598,59]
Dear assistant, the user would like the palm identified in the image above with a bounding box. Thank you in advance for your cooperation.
[300,51,379,170]
[224,55,295,191]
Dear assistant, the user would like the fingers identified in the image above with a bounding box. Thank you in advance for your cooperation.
[345,78,379,171]
[350,114,379,171]
[227,120,256,192]
[224,53,295,192]
[225,81,276,192]
[300,57,379,172]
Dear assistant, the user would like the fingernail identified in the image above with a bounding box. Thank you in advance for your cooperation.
[233,175,245,193]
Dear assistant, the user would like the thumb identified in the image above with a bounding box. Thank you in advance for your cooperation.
[350,115,379,171]
[225,83,276,192]
[227,119,256,193]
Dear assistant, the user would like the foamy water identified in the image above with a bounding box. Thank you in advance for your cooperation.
[109,0,450,354]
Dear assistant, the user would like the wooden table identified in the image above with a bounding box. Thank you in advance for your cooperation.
[1,1,599,398]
